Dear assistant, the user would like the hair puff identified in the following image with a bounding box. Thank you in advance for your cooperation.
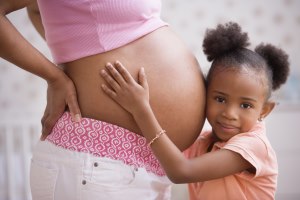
[255,43,290,90]
[203,22,250,62]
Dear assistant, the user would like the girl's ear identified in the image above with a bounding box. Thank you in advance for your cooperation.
[259,101,276,120]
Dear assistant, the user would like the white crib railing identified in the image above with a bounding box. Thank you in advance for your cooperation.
[0,120,40,200]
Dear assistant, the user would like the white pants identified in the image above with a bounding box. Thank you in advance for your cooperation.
[30,141,171,200]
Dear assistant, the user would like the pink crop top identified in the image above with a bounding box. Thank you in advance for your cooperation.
[37,0,168,64]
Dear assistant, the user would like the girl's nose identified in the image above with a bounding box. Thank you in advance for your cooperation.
[221,106,238,120]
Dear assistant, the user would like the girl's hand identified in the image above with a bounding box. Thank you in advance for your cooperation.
[41,72,81,140]
[100,61,150,116]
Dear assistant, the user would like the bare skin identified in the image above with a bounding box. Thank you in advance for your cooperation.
[62,26,206,150]
[1,0,206,150]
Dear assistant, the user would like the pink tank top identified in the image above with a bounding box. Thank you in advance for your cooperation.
[37,0,168,64]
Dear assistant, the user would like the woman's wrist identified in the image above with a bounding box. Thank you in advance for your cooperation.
[45,64,68,84]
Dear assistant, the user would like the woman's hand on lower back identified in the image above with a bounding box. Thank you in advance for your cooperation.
[40,72,81,140]
[100,61,150,117]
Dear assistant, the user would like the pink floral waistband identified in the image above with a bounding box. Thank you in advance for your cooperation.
[46,112,165,176]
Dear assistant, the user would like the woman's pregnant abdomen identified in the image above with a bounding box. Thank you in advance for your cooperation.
[63,27,206,150]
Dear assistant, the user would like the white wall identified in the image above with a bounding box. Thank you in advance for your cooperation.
[267,110,300,199]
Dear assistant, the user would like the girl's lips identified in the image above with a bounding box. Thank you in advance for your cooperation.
[218,122,238,132]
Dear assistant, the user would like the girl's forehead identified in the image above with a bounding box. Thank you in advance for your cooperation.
[211,66,264,84]
[209,67,267,97]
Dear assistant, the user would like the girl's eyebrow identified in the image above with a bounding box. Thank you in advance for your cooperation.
[213,90,258,102]
[212,90,228,96]
[240,97,257,103]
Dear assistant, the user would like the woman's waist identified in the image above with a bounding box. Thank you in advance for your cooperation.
[47,112,144,151]
[46,112,166,176]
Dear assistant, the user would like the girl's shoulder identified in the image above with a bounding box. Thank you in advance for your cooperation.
[184,130,214,158]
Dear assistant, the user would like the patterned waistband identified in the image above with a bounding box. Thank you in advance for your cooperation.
[46,112,165,176]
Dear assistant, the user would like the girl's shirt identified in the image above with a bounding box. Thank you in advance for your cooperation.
[184,122,278,200]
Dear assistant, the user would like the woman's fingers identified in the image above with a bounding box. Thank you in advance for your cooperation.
[41,110,62,140]
[67,93,81,122]
[41,93,81,141]
[40,111,49,140]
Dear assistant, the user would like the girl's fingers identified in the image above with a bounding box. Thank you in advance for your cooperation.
[115,61,135,83]
[138,67,149,90]
[101,84,117,99]
[101,69,120,91]
[106,62,127,86]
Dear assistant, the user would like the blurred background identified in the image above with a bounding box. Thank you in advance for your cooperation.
[0,0,299,199]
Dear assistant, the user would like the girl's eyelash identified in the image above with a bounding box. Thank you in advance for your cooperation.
[213,96,253,109]
[241,103,253,109]
[213,95,253,109]
[214,96,225,102]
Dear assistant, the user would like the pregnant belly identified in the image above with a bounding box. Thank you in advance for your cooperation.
[63,27,206,150]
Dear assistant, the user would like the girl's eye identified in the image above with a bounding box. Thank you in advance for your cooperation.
[215,96,225,103]
[241,103,252,109]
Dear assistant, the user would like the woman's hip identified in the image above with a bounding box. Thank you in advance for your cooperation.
[30,140,171,200]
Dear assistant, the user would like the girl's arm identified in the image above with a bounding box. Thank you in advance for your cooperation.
[101,61,253,183]
[0,0,81,139]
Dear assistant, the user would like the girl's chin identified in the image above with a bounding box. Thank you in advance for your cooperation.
[211,131,222,141]
[212,131,233,142]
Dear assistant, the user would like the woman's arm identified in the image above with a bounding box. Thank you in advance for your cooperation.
[0,0,58,81]
[26,0,45,39]
[0,0,81,139]
[101,61,252,183]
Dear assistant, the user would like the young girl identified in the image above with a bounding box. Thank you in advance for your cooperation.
[100,22,290,200]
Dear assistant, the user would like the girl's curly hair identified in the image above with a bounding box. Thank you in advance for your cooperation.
[203,22,250,62]
[255,43,289,90]
[203,22,290,93]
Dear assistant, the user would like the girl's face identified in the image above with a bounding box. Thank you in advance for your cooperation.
[206,68,269,141]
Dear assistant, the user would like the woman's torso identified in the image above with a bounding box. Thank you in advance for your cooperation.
[62,27,206,150]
